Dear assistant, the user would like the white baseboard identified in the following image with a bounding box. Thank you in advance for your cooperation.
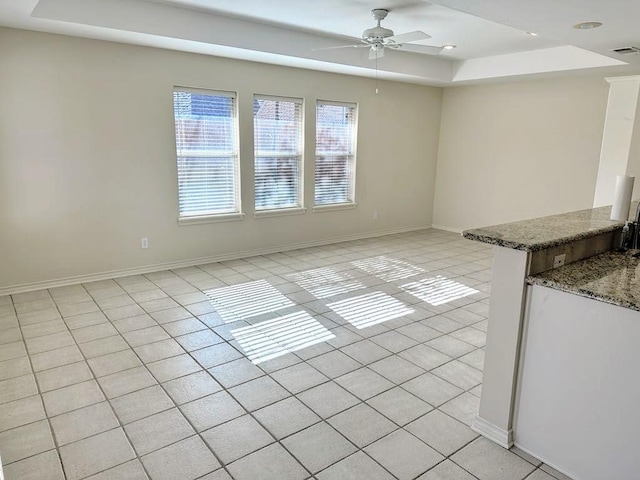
[0,224,432,296]
[431,224,463,234]
[471,415,513,448]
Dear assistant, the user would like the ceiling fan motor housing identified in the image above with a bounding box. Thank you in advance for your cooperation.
[363,25,394,41]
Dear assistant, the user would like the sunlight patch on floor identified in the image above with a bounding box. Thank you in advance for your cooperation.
[206,279,294,323]
[289,267,365,299]
[232,311,335,363]
[352,256,425,282]
[327,291,414,329]
[401,276,479,306]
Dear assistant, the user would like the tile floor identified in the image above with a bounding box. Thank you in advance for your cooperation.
[0,229,572,480]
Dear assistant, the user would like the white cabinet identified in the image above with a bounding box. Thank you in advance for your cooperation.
[513,285,640,480]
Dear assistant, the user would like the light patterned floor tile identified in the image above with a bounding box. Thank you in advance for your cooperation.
[316,451,394,480]
[0,395,46,432]
[254,397,321,439]
[201,414,274,463]
[60,428,137,480]
[50,402,119,446]
[1,450,65,480]
[328,403,397,447]
[0,232,501,480]
[364,429,444,480]
[226,443,307,480]
[451,437,536,480]
[282,422,357,474]
[141,435,220,480]
[0,419,55,464]
[406,409,477,456]
[125,408,195,455]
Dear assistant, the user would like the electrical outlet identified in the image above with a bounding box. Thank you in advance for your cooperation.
[373,210,378,220]
[141,237,149,249]
[553,254,566,268]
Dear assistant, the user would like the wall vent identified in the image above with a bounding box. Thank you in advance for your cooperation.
[611,46,640,55]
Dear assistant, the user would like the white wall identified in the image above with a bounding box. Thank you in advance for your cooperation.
[0,27,443,291]
[593,76,640,207]
[432,77,609,232]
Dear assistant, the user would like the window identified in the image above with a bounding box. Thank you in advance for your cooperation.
[173,87,240,221]
[253,95,304,212]
[315,101,358,206]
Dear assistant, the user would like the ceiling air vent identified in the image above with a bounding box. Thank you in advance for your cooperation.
[611,46,640,55]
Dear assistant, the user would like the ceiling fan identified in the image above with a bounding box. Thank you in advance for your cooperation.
[321,8,443,59]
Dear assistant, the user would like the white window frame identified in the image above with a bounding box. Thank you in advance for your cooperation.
[173,86,243,225]
[253,94,305,217]
[313,100,358,212]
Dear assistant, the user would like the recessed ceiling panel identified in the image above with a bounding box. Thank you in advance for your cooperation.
[155,0,561,59]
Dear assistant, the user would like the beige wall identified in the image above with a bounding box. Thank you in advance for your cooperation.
[0,28,443,291]
[433,77,609,232]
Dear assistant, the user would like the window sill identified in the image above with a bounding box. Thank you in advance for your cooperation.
[253,207,307,219]
[178,213,245,225]
[312,203,358,213]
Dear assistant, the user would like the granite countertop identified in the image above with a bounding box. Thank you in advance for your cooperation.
[462,204,636,252]
[527,251,640,311]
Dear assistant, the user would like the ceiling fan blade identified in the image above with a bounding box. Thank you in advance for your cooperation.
[369,47,385,60]
[313,44,368,51]
[386,30,431,44]
[397,43,444,55]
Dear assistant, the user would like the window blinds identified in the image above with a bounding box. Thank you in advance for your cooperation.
[173,88,239,218]
[315,101,357,205]
[253,95,303,211]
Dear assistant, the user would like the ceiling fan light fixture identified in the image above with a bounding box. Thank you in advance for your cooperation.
[573,21,603,30]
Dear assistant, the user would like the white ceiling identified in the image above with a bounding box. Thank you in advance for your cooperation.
[1,0,639,85]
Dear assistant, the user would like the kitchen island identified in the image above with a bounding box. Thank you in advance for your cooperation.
[463,205,639,480]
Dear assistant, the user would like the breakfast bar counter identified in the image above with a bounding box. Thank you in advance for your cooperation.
[463,204,627,252]
[462,205,640,480]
